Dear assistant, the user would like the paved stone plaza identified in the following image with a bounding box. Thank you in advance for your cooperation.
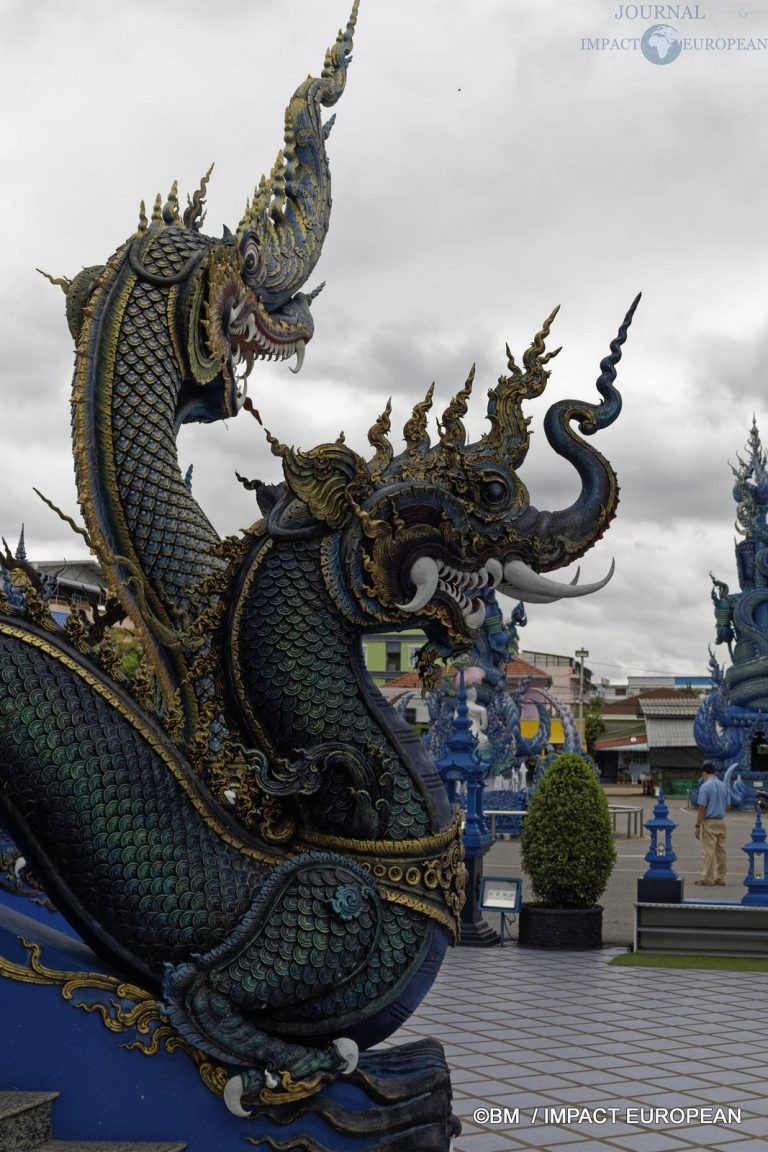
[377,792,768,1151]
[394,945,768,1152]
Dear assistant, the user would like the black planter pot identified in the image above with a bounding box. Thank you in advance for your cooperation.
[518,903,603,950]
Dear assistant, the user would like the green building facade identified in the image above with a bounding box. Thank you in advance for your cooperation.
[363,629,427,686]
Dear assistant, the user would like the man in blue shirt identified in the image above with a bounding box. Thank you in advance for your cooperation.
[694,762,729,886]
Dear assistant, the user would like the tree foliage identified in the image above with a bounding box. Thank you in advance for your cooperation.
[107,627,144,678]
[583,696,606,754]
[521,752,616,909]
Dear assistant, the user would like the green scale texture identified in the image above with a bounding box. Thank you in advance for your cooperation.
[111,228,223,618]
[0,633,262,968]
[236,541,429,841]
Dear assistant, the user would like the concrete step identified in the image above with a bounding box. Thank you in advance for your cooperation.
[0,1092,58,1152]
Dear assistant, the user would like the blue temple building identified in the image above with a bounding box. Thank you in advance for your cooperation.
[695,419,768,806]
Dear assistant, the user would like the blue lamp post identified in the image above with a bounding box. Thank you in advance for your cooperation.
[637,786,684,902]
[435,666,498,946]
[742,806,768,906]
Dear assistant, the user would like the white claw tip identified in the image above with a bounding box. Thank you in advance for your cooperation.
[224,1075,253,1118]
[333,1036,359,1074]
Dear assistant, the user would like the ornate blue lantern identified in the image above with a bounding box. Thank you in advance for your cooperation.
[642,786,677,880]
[435,666,497,945]
[742,806,768,906]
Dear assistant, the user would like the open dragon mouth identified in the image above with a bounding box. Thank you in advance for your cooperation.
[229,296,306,389]
[205,260,314,414]
[396,557,504,631]
[396,555,615,630]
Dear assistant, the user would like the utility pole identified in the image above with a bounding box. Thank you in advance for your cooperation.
[575,647,589,747]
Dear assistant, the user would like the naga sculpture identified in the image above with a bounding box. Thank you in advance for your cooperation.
[696,420,768,807]
[0,2,638,1140]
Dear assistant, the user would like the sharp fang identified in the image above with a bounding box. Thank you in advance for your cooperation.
[264,1070,279,1089]
[464,600,487,629]
[236,378,248,410]
[290,340,306,374]
[484,558,503,587]
[396,556,440,613]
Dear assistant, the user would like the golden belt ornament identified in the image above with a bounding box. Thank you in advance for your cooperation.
[298,815,466,942]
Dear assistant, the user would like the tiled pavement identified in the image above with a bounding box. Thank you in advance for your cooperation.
[388,945,768,1152]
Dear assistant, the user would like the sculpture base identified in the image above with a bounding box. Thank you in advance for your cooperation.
[0,902,459,1151]
[459,917,500,947]
[637,877,684,903]
[518,904,603,950]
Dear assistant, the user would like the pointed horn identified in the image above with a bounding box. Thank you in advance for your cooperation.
[521,306,562,388]
[235,3,359,308]
[37,269,72,295]
[162,180,180,224]
[368,398,393,476]
[480,307,561,468]
[403,383,435,453]
[439,366,475,450]
[183,163,214,232]
[521,295,640,568]
[499,559,615,604]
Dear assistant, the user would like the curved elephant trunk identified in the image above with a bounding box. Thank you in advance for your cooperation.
[519,294,640,570]
[236,3,359,309]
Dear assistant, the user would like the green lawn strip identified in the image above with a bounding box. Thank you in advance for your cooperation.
[610,952,768,972]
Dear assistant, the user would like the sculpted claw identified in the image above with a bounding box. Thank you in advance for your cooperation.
[224,1075,253,1118]
[333,1036,359,1074]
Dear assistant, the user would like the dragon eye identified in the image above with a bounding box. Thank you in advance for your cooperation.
[240,233,261,281]
[480,478,508,506]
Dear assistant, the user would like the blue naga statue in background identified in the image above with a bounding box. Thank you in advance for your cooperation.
[0,4,637,1148]
[696,420,768,808]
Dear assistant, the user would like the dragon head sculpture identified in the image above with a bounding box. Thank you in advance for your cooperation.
[59,4,359,431]
[255,296,639,661]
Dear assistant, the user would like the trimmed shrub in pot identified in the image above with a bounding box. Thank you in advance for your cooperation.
[519,752,616,948]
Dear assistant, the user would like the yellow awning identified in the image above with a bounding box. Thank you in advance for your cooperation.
[520,719,565,744]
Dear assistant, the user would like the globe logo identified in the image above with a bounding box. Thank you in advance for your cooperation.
[640,24,683,65]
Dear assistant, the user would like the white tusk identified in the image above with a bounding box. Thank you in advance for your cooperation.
[499,558,615,604]
[264,1070,279,1089]
[289,340,306,374]
[396,556,440,613]
[224,1075,253,1118]
[333,1037,359,1074]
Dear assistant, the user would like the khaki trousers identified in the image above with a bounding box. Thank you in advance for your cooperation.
[701,819,727,884]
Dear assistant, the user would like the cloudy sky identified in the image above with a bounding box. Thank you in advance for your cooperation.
[2,0,767,687]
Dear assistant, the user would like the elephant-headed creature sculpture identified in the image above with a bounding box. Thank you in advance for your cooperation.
[0,0,639,1131]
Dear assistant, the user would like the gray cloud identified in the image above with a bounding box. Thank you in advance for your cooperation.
[2,0,767,685]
